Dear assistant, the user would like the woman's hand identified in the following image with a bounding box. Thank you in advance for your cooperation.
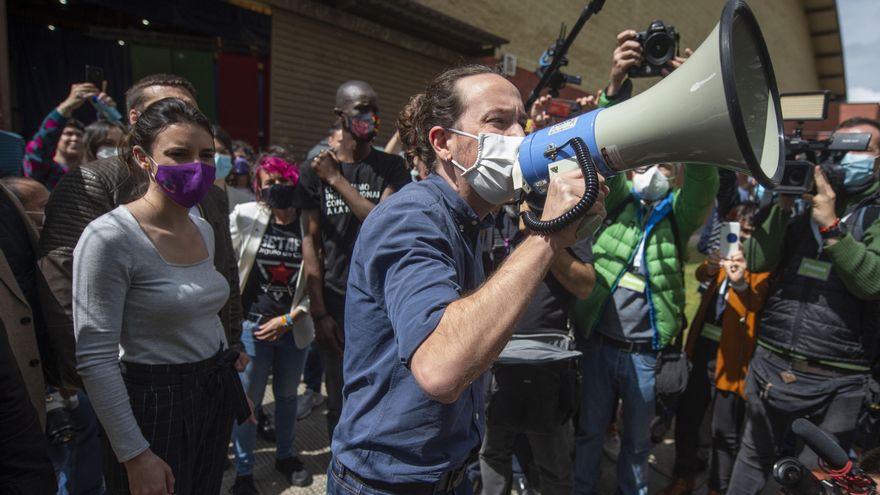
[254,316,289,341]
[123,449,174,495]
[254,309,304,341]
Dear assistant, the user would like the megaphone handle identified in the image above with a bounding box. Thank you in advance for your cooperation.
[522,137,601,234]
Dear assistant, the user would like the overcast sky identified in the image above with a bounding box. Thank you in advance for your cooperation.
[838,0,880,102]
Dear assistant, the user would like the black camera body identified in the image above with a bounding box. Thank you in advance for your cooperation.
[778,132,872,195]
[629,20,680,78]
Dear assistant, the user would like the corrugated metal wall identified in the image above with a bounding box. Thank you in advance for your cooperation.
[270,9,451,157]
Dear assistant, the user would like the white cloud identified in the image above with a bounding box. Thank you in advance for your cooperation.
[848,86,880,103]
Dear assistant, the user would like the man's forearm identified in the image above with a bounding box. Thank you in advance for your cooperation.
[550,249,595,300]
[327,177,375,221]
[411,235,558,403]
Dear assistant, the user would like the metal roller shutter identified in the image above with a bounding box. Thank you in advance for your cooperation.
[270,9,452,157]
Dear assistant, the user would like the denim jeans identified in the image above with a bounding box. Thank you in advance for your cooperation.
[574,337,657,495]
[326,456,473,495]
[232,319,309,476]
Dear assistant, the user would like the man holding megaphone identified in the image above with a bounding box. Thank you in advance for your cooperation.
[326,65,607,493]
[329,0,786,491]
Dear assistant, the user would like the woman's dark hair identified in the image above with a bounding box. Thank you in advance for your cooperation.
[121,97,213,173]
[84,119,125,162]
[212,124,233,154]
[231,139,254,160]
[726,200,760,225]
[397,64,498,169]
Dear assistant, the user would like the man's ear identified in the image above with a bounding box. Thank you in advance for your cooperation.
[429,126,452,162]
[128,109,139,126]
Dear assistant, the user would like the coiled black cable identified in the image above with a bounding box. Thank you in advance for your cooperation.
[521,137,600,233]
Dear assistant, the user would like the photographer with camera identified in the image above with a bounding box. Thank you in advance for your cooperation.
[727,117,880,495]
[602,28,692,104]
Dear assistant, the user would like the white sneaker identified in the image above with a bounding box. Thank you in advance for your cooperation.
[296,389,325,420]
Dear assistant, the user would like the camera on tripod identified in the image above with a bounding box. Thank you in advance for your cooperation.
[628,20,680,78]
[777,91,872,195]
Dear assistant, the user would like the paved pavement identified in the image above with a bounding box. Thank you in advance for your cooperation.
[221,383,775,494]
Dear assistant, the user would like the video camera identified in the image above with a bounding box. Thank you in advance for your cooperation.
[628,20,680,78]
[777,91,872,195]
[773,418,877,495]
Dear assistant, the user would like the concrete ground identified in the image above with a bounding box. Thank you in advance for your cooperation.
[221,383,776,494]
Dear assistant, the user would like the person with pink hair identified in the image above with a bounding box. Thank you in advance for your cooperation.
[228,152,314,493]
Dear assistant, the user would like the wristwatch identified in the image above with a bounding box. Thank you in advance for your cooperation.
[819,217,845,241]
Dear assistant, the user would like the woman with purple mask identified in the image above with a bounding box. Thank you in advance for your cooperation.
[73,97,252,495]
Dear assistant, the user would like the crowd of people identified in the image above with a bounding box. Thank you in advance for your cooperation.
[0,25,878,495]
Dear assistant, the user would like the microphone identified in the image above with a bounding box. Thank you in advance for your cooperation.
[791,418,850,472]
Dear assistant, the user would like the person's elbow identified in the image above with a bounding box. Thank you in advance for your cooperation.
[410,352,463,404]
[571,281,594,300]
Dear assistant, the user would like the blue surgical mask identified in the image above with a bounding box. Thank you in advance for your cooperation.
[841,152,878,190]
[214,153,233,180]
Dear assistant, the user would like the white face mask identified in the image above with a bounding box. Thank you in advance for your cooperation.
[96,146,118,160]
[632,166,671,202]
[447,128,524,205]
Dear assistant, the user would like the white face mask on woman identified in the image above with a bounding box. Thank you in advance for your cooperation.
[632,166,672,202]
[446,128,524,205]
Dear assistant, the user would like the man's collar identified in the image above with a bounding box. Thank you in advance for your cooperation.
[425,173,485,229]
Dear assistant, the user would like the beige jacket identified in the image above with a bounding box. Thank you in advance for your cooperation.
[229,202,313,349]
[0,184,47,426]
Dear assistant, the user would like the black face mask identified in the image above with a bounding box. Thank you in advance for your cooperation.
[261,183,296,209]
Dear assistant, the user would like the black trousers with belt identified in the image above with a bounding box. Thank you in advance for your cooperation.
[103,349,249,495]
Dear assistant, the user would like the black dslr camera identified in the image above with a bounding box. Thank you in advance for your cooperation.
[628,20,680,78]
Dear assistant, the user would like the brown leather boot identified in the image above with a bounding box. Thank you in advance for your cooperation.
[657,477,695,495]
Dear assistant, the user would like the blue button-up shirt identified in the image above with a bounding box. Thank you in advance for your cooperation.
[332,174,487,482]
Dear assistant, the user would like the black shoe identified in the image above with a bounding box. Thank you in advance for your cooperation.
[230,475,259,495]
[257,410,276,443]
[275,456,313,487]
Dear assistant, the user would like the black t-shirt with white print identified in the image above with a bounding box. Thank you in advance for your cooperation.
[242,219,303,318]
[293,148,409,300]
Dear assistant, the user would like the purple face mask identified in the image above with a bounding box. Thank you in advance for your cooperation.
[144,152,216,208]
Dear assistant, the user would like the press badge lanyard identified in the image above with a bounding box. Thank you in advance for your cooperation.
[632,194,674,273]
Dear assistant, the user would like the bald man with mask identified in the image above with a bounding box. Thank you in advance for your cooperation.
[295,80,409,440]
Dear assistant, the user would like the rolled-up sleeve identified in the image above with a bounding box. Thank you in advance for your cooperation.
[73,222,148,462]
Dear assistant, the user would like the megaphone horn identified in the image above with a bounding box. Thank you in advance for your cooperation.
[517,0,784,232]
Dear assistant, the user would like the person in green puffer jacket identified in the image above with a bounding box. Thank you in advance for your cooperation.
[571,29,717,494]
[572,162,718,494]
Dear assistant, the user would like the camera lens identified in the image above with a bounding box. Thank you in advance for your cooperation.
[772,458,804,487]
[644,33,675,66]
[786,168,805,185]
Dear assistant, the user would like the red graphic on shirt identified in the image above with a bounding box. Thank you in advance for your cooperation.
[267,262,296,284]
